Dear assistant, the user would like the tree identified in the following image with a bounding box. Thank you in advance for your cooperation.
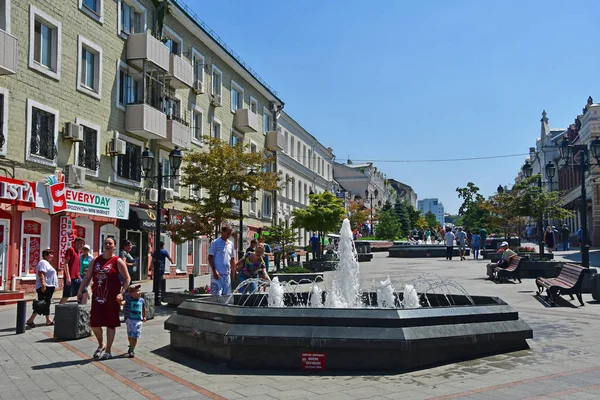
[292,192,346,260]
[163,137,280,243]
[394,200,410,237]
[263,225,299,269]
[456,182,490,231]
[424,211,438,229]
[406,203,421,230]
[375,209,401,240]
[444,214,459,225]
[151,0,171,40]
[347,199,370,231]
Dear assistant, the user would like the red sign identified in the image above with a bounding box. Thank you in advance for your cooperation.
[58,216,76,270]
[0,177,37,206]
[301,353,326,371]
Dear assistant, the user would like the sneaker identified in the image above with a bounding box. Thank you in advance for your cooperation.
[100,352,112,360]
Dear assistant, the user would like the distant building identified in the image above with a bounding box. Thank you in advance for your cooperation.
[332,160,390,207]
[388,179,417,208]
[418,198,444,224]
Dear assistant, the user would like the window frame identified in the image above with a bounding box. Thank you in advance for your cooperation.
[160,149,180,195]
[1,0,12,33]
[79,0,104,24]
[191,104,204,146]
[230,129,243,147]
[25,98,59,167]
[28,5,62,80]
[117,0,146,38]
[163,26,183,56]
[211,118,221,140]
[262,192,272,219]
[263,107,272,133]
[249,96,258,114]
[74,117,101,177]
[191,48,205,85]
[230,80,244,113]
[76,35,103,100]
[113,133,143,187]
[0,87,8,156]
[115,60,142,110]
[211,65,222,97]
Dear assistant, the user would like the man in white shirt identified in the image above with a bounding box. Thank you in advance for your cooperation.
[444,228,456,261]
[209,225,235,295]
[455,227,468,261]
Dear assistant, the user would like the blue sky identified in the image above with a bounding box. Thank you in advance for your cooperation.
[185,0,600,213]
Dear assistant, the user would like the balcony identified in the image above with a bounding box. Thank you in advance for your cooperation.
[168,54,193,89]
[125,103,167,140]
[160,117,191,150]
[126,32,169,72]
[0,30,18,75]
[265,130,285,151]
[234,109,259,133]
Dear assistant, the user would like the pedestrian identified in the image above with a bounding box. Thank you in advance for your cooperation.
[121,284,146,358]
[273,243,282,269]
[444,228,456,260]
[486,241,516,279]
[78,237,130,360]
[425,229,431,243]
[59,237,84,305]
[246,238,258,253]
[479,228,488,252]
[471,231,481,260]
[310,233,320,260]
[258,236,272,272]
[120,240,137,281]
[150,241,173,301]
[26,249,57,328]
[545,225,555,253]
[235,244,271,293]
[79,244,93,304]
[208,225,235,296]
[577,227,583,246]
[560,224,570,251]
[455,227,468,261]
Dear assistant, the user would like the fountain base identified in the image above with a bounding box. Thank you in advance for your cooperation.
[165,293,532,371]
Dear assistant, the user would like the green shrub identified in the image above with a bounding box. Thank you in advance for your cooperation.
[278,266,312,274]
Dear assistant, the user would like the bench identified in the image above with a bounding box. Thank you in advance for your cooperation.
[536,263,586,306]
[494,256,522,283]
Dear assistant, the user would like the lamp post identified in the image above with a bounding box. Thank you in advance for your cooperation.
[558,136,600,268]
[141,146,182,305]
[522,159,556,259]
[365,189,378,236]
[237,170,255,261]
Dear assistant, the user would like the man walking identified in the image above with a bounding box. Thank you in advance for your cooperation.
[310,233,320,260]
[560,224,570,251]
[208,225,235,296]
[258,236,272,273]
[151,241,173,302]
[444,228,456,261]
[455,227,468,261]
[59,237,84,304]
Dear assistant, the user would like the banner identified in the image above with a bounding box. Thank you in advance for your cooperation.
[58,216,76,270]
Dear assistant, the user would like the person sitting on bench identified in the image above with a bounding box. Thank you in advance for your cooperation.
[486,241,516,279]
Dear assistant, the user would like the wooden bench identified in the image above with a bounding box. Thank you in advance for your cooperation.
[536,263,586,306]
[494,256,522,283]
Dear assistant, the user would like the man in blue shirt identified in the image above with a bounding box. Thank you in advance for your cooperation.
[310,234,320,260]
[151,241,173,291]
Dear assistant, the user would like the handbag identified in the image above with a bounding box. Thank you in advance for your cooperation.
[32,299,49,315]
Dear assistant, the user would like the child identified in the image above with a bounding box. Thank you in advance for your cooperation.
[121,284,146,358]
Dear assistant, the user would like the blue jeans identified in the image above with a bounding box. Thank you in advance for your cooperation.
[472,246,480,259]
[237,274,257,293]
[563,240,569,251]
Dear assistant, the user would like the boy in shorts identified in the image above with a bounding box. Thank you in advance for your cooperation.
[121,284,146,358]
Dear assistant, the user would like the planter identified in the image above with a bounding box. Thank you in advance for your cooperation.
[303,260,338,272]
[270,273,324,283]
[519,261,565,279]
[485,253,553,263]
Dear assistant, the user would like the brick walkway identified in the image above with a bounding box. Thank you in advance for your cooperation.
[2,252,600,399]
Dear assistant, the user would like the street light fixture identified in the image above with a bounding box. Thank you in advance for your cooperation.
[141,146,183,305]
[365,189,378,236]
[558,136,600,268]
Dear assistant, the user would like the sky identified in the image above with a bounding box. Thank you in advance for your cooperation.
[184,0,600,214]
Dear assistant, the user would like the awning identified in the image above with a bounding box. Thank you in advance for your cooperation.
[118,207,166,231]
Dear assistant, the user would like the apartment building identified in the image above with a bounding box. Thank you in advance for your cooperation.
[275,111,334,246]
[417,198,444,225]
[333,160,392,207]
[0,0,282,292]
[388,178,417,208]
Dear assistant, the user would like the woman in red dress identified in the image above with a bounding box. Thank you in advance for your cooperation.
[78,237,130,360]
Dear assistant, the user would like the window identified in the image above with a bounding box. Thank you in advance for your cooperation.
[192,49,204,84]
[231,131,242,147]
[212,119,221,139]
[249,96,258,114]
[77,36,102,99]
[308,150,312,169]
[115,134,142,185]
[161,150,179,194]
[262,193,272,218]
[29,6,62,80]
[290,137,294,157]
[26,99,58,166]
[75,118,100,175]
[284,175,289,198]
[117,61,140,109]
[0,87,7,155]
[119,0,145,36]
[0,0,11,32]
[297,142,300,161]
[284,131,289,154]
[79,0,104,23]
[250,142,257,153]
[231,80,243,112]
[20,212,50,277]
[250,191,257,215]
[232,185,240,209]
[212,66,222,96]
[163,27,182,56]
[190,185,201,199]
[164,97,180,119]
[298,181,302,204]
[263,107,272,132]
[192,108,203,144]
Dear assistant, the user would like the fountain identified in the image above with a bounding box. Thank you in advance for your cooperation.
[165,219,532,371]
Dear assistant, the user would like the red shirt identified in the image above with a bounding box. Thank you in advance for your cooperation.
[64,247,81,279]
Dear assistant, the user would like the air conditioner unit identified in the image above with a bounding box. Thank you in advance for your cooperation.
[145,188,158,203]
[269,102,279,112]
[64,164,86,187]
[108,138,127,155]
[211,94,222,107]
[162,188,175,202]
[64,122,83,142]
[193,80,204,94]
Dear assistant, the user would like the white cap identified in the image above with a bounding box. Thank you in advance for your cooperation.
[83,244,91,251]
[501,241,509,247]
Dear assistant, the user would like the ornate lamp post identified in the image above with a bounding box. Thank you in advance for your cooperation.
[365,189,378,236]
[141,146,182,305]
[558,136,600,268]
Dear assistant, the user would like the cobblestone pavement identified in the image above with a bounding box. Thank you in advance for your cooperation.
[2,251,600,399]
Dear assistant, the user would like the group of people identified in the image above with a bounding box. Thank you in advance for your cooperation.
[443,227,484,261]
[26,237,147,360]
[543,224,576,253]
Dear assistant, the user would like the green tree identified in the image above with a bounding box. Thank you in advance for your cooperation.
[394,200,410,237]
[264,224,299,269]
[424,211,438,229]
[456,182,490,231]
[406,203,421,230]
[292,192,346,260]
[163,137,280,242]
[375,209,401,240]
[347,199,370,231]
[151,0,171,39]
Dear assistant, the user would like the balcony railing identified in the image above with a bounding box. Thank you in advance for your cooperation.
[168,53,193,89]
[126,32,170,72]
[234,109,259,133]
[162,115,191,149]
[126,103,167,140]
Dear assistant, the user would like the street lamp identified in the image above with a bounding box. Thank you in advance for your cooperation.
[365,189,378,236]
[558,136,600,268]
[141,146,182,305]
[237,170,255,260]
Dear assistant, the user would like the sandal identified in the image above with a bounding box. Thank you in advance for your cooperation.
[25,321,35,329]
[93,345,106,360]
[45,321,55,326]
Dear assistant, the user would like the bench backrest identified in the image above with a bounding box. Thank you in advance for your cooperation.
[505,255,521,271]
[557,263,586,286]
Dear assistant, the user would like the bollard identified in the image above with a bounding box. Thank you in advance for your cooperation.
[16,300,27,334]
[189,274,194,292]
[160,278,166,301]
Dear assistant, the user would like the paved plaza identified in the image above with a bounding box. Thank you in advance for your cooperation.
[2,249,600,399]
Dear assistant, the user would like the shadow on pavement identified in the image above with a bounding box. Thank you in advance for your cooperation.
[532,294,578,308]
[31,359,93,369]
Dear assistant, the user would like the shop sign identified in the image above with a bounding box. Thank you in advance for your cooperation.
[0,177,37,206]
[58,216,76,269]
[40,174,130,219]
[300,353,326,371]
